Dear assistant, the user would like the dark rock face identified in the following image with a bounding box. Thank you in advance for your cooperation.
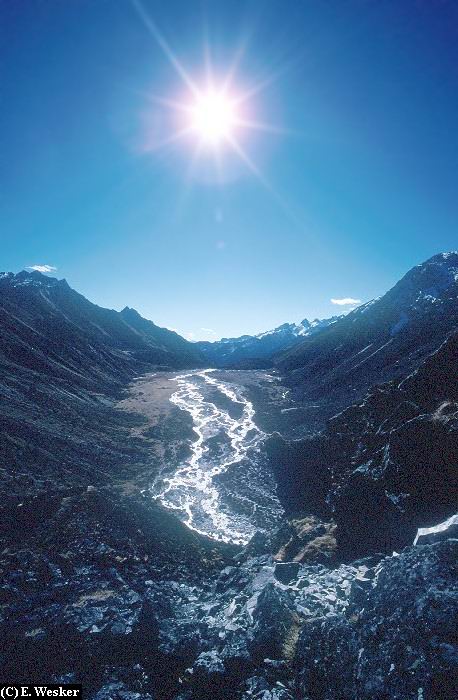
[250,583,300,662]
[277,252,458,421]
[295,615,358,700]
[295,541,458,700]
[0,487,234,698]
[265,435,333,517]
[157,544,366,699]
[355,541,458,700]
[269,332,458,556]
[274,563,301,584]
[136,531,457,700]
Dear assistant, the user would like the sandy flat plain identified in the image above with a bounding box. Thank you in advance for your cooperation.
[117,371,179,434]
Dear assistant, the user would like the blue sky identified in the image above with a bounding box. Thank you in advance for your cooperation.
[1,1,458,340]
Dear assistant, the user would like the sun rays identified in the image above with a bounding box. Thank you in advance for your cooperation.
[131,0,286,188]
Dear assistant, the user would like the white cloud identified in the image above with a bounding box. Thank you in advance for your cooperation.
[186,331,196,340]
[331,297,361,306]
[27,264,57,274]
[201,327,217,335]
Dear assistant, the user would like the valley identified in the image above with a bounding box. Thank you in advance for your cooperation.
[119,368,296,545]
[0,254,457,700]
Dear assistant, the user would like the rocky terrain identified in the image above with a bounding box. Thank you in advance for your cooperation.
[0,259,457,699]
[267,330,458,557]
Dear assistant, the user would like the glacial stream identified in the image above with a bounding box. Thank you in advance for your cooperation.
[152,369,284,544]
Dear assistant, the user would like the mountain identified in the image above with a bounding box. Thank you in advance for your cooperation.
[119,305,204,368]
[196,316,340,368]
[276,252,458,420]
[0,270,203,498]
[268,330,458,556]
[0,270,203,393]
[0,276,233,697]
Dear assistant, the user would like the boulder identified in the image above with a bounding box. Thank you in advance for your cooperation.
[274,563,301,585]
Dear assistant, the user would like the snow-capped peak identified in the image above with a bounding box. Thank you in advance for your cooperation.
[255,315,340,340]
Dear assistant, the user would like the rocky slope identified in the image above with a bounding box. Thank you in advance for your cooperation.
[276,252,458,421]
[0,270,203,391]
[0,270,205,498]
[268,330,458,557]
[83,519,454,700]
[293,537,458,700]
[3,486,456,700]
[1,479,236,696]
[196,317,339,369]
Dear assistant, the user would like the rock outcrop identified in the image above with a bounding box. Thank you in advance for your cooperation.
[295,540,458,700]
[144,528,458,700]
[268,332,458,556]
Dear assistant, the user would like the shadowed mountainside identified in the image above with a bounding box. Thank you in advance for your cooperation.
[268,330,458,556]
[275,252,458,421]
[0,269,206,502]
[0,270,204,393]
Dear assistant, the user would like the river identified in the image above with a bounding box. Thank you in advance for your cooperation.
[151,369,284,544]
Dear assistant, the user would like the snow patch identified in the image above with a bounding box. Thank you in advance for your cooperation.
[414,513,458,545]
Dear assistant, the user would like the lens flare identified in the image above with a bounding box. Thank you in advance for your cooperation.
[132,0,288,189]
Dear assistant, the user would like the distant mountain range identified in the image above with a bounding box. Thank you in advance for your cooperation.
[195,316,341,368]
[2,251,458,403]
[0,269,344,380]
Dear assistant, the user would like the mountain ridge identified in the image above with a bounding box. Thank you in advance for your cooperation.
[274,251,458,421]
[0,269,205,387]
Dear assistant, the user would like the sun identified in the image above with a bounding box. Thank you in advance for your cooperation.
[189,91,238,145]
[132,2,285,177]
